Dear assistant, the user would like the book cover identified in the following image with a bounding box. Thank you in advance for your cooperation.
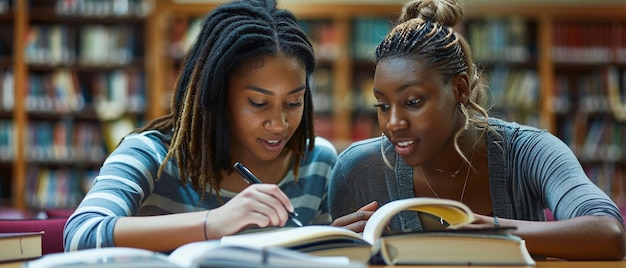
[0,231,44,263]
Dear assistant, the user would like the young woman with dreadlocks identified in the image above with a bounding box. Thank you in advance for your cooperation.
[64,0,336,252]
[328,0,624,261]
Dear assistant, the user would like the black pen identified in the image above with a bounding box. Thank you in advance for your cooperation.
[233,161,303,227]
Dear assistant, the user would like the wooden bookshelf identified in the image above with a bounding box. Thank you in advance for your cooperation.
[2,0,155,209]
[2,0,625,210]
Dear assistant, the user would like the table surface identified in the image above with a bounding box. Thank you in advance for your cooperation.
[3,260,626,268]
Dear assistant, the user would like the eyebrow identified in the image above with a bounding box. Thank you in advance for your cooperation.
[373,80,421,95]
[245,85,306,95]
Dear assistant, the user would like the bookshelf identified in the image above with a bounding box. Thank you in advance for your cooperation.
[1,0,624,210]
[0,0,154,210]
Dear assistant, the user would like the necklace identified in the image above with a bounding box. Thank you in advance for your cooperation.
[418,165,470,202]
[425,162,464,177]
[418,151,474,225]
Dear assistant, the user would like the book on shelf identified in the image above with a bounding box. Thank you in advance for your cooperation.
[221,197,536,266]
[0,231,44,263]
[23,240,365,268]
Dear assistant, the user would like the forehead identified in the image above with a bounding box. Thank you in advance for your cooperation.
[374,57,440,83]
[233,54,305,77]
[227,54,307,97]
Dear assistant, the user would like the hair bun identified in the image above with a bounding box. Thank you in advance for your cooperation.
[398,0,463,28]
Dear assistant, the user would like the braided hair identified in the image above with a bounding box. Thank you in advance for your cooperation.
[375,0,492,165]
[136,0,316,201]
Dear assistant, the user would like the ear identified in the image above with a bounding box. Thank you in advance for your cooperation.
[451,72,470,104]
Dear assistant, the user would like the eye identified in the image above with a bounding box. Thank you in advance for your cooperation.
[406,98,422,107]
[373,103,390,112]
[248,99,267,108]
[286,99,303,108]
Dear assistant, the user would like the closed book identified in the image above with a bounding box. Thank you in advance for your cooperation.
[0,231,44,262]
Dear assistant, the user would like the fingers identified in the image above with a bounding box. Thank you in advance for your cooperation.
[251,184,294,212]
[331,201,379,233]
[331,210,375,232]
[206,184,293,237]
[235,184,292,227]
[358,200,379,211]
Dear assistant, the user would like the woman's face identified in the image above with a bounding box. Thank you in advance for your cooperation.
[373,57,463,166]
[227,54,306,162]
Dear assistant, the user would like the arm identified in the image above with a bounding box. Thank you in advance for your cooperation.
[486,129,625,260]
[328,156,361,220]
[471,214,624,260]
[64,133,294,252]
[306,137,338,225]
[114,184,294,252]
[328,139,386,232]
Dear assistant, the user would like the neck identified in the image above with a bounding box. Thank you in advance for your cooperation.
[426,127,478,173]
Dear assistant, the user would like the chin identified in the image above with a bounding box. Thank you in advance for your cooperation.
[400,154,423,167]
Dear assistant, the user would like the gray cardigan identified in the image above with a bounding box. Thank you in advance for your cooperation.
[329,118,623,231]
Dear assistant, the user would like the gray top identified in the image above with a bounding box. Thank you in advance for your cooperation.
[329,117,623,231]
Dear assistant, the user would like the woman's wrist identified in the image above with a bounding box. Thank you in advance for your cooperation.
[203,210,210,240]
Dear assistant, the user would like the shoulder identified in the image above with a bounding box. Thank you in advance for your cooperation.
[120,130,172,147]
[301,136,337,166]
[340,136,382,157]
[336,137,382,166]
[488,117,544,134]
[487,117,568,154]
[488,117,556,143]
[100,130,172,168]
[111,130,172,157]
[311,136,337,155]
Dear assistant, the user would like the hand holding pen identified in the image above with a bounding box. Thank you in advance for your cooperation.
[234,162,303,227]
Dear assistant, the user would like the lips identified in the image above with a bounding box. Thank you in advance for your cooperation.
[259,138,285,152]
[266,139,280,145]
[397,140,414,147]
[392,139,417,156]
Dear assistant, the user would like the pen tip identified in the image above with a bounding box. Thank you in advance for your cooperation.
[292,218,303,227]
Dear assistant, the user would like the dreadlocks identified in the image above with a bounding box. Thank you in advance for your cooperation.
[135,0,316,201]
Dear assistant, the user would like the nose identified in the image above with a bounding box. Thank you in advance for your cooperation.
[265,108,288,132]
[385,107,408,132]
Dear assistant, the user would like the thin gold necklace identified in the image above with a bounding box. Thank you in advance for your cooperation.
[418,151,474,225]
[425,162,464,177]
[418,165,470,202]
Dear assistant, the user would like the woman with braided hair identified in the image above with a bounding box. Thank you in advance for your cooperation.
[328,0,624,261]
[64,0,336,252]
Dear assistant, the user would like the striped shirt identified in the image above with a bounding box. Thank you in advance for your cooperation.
[63,130,337,251]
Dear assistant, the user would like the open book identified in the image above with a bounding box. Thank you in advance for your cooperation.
[23,240,366,268]
[221,197,536,266]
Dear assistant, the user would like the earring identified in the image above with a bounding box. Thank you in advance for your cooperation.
[381,133,395,171]
[458,103,470,130]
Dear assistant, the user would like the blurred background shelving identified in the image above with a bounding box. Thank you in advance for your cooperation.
[0,0,154,209]
[0,0,625,212]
